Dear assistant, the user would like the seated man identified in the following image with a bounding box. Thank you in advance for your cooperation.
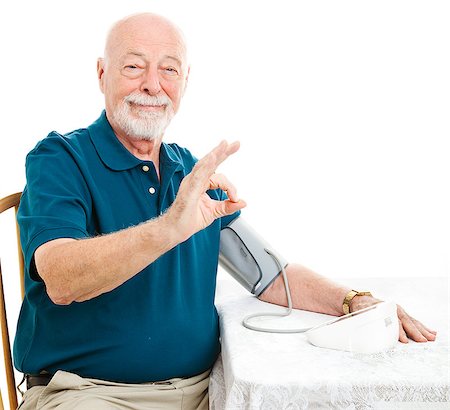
[14,12,436,410]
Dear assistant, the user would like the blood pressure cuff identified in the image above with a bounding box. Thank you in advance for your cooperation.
[219,217,288,296]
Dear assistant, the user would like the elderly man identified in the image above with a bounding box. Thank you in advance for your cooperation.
[15,12,436,410]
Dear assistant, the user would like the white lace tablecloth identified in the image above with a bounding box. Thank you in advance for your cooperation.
[209,277,449,409]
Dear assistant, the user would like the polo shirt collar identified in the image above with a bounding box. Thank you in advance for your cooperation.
[88,111,185,172]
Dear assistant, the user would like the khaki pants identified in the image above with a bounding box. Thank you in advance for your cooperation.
[18,369,210,410]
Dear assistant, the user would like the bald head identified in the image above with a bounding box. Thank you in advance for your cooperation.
[104,13,188,67]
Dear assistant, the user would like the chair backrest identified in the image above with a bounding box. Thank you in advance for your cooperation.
[0,192,24,410]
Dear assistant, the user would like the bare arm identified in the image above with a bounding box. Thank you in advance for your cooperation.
[35,140,246,305]
[35,218,178,304]
[257,263,351,316]
[258,263,437,343]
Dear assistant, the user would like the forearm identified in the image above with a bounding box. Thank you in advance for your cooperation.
[35,141,244,305]
[258,263,353,316]
[35,214,179,305]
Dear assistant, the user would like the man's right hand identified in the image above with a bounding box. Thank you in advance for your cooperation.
[35,140,245,304]
[165,140,247,242]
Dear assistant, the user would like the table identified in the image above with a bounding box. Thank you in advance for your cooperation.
[209,276,449,409]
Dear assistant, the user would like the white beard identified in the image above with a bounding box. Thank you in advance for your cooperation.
[112,91,175,141]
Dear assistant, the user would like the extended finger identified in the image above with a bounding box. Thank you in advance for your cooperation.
[398,312,428,342]
[189,141,240,194]
[195,141,240,178]
[209,173,239,202]
[398,320,409,344]
[210,140,240,169]
[411,318,437,341]
[420,322,437,335]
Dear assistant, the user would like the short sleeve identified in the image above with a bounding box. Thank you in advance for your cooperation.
[18,133,91,280]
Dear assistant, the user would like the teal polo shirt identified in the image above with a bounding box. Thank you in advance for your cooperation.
[14,111,240,383]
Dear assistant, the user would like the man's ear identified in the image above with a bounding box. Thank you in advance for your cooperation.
[182,66,190,96]
[97,58,105,93]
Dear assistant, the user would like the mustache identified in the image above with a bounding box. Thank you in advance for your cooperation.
[124,92,172,107]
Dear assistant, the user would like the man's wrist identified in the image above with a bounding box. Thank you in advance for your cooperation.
[343,290,374,314]
[157,211,184,248]
[138,212,182,254]
[349,294,382,313]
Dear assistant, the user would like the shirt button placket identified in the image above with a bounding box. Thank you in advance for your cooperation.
[140,164,158,202]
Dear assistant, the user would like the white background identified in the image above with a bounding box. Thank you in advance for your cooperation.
[0,0,449,406]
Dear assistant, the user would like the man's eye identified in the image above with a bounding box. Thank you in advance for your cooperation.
[122,65,144,77]
[164,67,178,75]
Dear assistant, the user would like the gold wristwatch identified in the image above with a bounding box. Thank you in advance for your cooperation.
[342,290,373,315]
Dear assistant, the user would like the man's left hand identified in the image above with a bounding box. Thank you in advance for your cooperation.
[396,304,437,343]
[351,295,437,343]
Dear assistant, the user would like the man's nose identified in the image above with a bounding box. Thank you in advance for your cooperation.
[140,67,161,95]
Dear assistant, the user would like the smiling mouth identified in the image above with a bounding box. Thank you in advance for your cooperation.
[130,102,165,112]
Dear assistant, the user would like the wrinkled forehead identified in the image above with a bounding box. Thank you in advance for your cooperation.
[104,16,188,65]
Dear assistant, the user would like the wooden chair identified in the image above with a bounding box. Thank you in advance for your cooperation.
[0,192,24,410]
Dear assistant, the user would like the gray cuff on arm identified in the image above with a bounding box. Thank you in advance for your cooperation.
[219,217,288,296]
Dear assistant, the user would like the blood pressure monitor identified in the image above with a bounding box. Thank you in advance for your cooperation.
[305,301,399,354]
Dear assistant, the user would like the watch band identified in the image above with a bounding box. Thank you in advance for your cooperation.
[342,290,373,315]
